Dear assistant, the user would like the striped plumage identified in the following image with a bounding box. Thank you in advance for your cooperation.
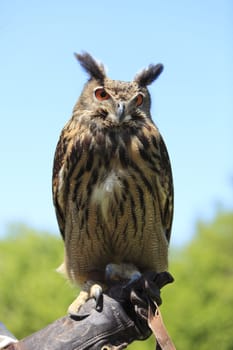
[52,52,173,311]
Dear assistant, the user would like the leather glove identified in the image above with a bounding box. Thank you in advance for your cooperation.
[5,271,174,350]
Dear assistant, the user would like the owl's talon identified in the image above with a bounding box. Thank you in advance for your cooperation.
[68,283,104,315]
[90,284,103,310]
[68,290,89,316]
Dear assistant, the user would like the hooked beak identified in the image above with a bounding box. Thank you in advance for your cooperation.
[116,102,125,122]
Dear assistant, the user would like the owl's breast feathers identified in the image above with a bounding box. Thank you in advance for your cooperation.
[53,120,173,253]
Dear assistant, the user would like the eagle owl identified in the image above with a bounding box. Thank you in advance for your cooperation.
[52,52,173,313]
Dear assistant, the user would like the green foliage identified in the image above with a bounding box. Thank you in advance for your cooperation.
[0,224,75,338]
[161,211,233,350]
[0,211,233,349]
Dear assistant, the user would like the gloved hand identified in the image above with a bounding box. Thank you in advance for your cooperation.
[108,271,174,341]
[4,271,174,350]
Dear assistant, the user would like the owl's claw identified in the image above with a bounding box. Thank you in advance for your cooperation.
[68,282,103,316]
[68,290,89,316]
[90,284,103,311]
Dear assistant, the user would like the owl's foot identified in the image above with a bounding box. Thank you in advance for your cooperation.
[105,263,141,283]
[68,282,103,316]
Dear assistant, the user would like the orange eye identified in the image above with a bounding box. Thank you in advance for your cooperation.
[136,93,144,107]
[94,88,110,101]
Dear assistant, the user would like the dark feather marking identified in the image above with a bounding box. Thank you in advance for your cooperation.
[65,140,83,197]
[75,165,86,181]
[108,131,118,156]
[122,222,128,240]
[102,233,114,259]
[136,184,146,241]
[90,168,99,186]
[52,129,69,181]
[102,225,112,254]
[137,132,150,149]
[139,147,151,163]
[86,147,94,171]
[108,129,117,142]
[87,182,93,197]
[158,137,174,242]
[119,201,124,216]
[74,139,82,154]
[163,198,170,227]
[138,148,160,174]
[121,129,131,145]
[68,144,80,173]
[123,178,129,190]
[80,215,85,230]
[122,192,127,202]
[151,135,158,148]
[75,52,106,82]
[54,199,65,239]
[77,193,84,210]
[130,160,154,194]
[112,216,120,247]
[113,190,119,206]
[129,194,138,236]
[151,151,161,162]
[95,206,102,242]
[84,208,90,238]
[116,226,130,256]
[72,179,81,202]
[111,202,118,223]
[119,145,129,167]
[104,155,110,168]
[111,226,119,248]
[72,166,85,202]
[134,64,164,87]
[136,184,145,212]
[128,126,138,137]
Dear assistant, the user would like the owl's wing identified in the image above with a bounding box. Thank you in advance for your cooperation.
[153,134,174,243]
[52,128,69,239]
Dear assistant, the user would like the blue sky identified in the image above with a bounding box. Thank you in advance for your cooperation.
[0,1,232,245]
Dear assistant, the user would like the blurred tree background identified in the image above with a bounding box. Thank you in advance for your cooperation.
[0,210,233,349]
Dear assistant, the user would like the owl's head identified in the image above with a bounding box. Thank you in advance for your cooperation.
[73,52,163,127]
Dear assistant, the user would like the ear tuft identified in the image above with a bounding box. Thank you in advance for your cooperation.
[134,63,164,86]
[74,52,106,82]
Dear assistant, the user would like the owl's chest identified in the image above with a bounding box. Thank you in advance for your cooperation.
[67,128,156,222]
[85,134,137,204]
[90,167,126,220]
